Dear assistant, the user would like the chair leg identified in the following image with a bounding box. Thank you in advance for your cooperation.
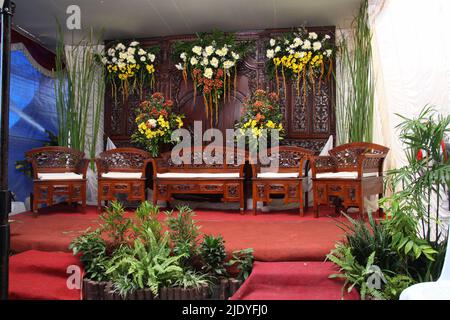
[299,183,304,217]
[313,186,319,218]
[359,193,365,218]
[378,193,384,217]
[239,182,245,214]
[32,187,39,217]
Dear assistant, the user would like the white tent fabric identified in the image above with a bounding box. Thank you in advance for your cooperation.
[369,0,450,232]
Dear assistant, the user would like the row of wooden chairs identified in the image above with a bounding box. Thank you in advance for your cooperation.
[26,142,389,217]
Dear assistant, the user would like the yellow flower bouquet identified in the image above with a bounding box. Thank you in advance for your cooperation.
[235,89,284,146]
[266,28,334,101]
[131,92,184,157]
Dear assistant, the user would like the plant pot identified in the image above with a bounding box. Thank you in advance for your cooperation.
[82,276,243,300]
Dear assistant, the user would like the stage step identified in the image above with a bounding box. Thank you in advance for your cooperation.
[231,261,359,300]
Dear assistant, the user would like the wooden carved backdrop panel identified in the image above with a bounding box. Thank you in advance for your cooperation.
[104,27,335,154]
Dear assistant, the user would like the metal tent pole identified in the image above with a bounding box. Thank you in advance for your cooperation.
[0,0,14,300]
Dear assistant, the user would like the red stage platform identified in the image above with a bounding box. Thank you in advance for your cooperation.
[10,205,349,261]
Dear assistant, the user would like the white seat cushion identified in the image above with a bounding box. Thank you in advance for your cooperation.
[101,172,142,179]
[156,172,240,179]
[257,172,300,179]
[315,171,378,179]
[38,172,83,180]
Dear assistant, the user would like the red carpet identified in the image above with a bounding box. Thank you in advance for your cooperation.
[10,205,349,261]
[9,250,83,300]
[231,261,359,300]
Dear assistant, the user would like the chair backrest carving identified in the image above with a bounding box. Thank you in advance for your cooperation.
[258,146,314,172]
[99,148,151,172]
[26,146,85,173]
[329,142,389,170]
[157,147,248,173]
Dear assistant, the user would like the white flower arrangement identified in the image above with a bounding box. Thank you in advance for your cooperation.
[173,30,250,123]
[102,40,159,100]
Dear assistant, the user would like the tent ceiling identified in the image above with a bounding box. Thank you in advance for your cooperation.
[12,0,361,50]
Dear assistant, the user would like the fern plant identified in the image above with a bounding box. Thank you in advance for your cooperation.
[106,230,184,297]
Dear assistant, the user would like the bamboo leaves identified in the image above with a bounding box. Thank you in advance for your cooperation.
[54,25,105,156]
[336,0,374,144]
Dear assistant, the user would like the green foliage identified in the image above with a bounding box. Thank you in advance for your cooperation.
[106,230,184,297]
[336,0,374,144]
[70,201,255,296]
[227,248,254,281]
[382,274,415,300]
[335,212,399,271]
[69,229,110,281]
[99,200,132,248]
[387,105,450,243]
[133,201,162,243]
[200,235,228,279]
[174,269,211,289]
[327,249,386,300]
[165,206,201,266]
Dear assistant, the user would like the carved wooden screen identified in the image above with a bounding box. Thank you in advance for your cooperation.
[104,26,336,154]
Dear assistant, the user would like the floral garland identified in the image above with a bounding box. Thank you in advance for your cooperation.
[131,92,184,157]
[101,41,159,101]
[265,28,334,101]
[172,30,251,124]
[235,89,284,143]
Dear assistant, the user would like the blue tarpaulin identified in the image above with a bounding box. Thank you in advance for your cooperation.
[8,50,57,201]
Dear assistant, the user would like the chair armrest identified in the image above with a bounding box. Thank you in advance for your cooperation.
[142,158,153,177]
[250,164,260,178]
[26,158,39,179]
[149,158,161,178]
[94,159,108,177]
[357,153,387,176]
[310,156,336,178]
[76,159,90,178]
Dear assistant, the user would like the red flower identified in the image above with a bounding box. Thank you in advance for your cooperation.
[214,79,223,89]
[152,92,164,100]
[268,92,279,101]
[150,107,159,116]
[164,100,173,108]
[216,68,224,78]
[160,109,168,117]
[253,101,264,109]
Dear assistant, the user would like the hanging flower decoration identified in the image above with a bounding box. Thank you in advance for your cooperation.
[131,92,185,157]
[101,41,159,101]
[265,28,334,102]
[235,89,284,142]
[172,30,251,124]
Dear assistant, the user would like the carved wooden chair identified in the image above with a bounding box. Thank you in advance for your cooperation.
[26,146,89,215]
[95,148,152,210]
[251,146,314,216]
[151,147,248,213]
[310,142,389,218]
